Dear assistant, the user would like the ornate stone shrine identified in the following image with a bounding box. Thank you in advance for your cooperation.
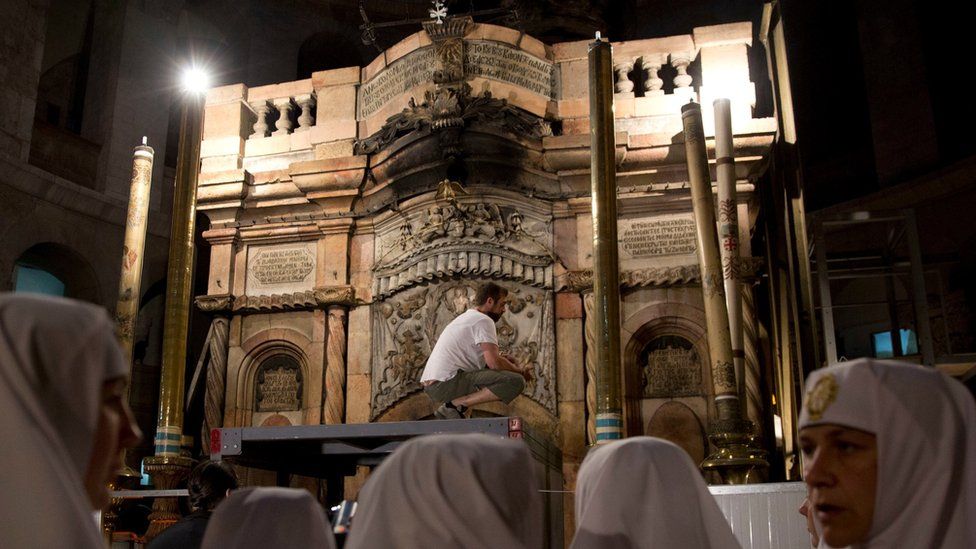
[192,16,775,536]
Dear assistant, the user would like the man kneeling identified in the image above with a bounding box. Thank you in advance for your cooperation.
[420,282,533,419]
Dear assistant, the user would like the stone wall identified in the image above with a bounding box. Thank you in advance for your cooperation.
[0,0,47,161]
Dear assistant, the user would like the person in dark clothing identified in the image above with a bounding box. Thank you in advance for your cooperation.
[147,460,239,549]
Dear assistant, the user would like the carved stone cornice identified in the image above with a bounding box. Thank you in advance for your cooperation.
[313,285,357,306]
[201,227,240,246]
[557,257,765,292]
[196,286,357,314]
[195,294,234,313]
[557,265,699,292]
[374,241,553,298]
[288,156,367,215]
[354,83,551,155]
[233,292,316,312]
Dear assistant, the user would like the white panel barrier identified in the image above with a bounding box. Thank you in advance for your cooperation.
[709,482,810,549]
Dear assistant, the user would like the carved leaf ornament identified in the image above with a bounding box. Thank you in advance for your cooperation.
[354,83,551,155]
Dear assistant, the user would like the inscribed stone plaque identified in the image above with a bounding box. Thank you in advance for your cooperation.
[256,356,303,412]
[618,215,697,259]
[359,47,437,119]
[464,41,557,98]
[642,336,703,397]
[246,242,316,295]
[358,40,557,119]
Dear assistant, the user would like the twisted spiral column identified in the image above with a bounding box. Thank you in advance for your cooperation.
[583,292,597,445]
[741,286,764,431]
[323,306,348,425]
[202,317,229,446]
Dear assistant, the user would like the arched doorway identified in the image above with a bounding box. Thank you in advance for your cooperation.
[12,242,99,302]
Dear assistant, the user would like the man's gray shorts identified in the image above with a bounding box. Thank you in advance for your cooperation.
[424,369,525,405]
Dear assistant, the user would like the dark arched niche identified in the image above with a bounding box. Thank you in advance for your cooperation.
[254,354,304,414]
[13,242,100,303]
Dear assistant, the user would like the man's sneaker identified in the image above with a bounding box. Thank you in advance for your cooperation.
[434,403,466,420]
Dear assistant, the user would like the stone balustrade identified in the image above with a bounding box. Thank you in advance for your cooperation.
[553,21,756,135]
[198,22,760,179]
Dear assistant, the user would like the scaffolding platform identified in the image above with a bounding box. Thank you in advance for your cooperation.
[209,416,563,547]
[210,416,558,476]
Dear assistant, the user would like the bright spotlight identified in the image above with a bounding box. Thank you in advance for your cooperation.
[181,67,210,94]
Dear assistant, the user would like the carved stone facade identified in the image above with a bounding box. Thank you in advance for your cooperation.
[370,280,556,418]
[373,185,555,297]
[192,18,774,539]
[369,187,557,418]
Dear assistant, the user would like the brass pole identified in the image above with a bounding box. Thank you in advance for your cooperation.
[143,91,203,540]
[682,101,767,483]
[114,138,154,480]
[153,91,204,457]
[588,34,623,443]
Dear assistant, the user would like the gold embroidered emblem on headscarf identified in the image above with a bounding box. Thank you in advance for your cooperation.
[806,374,839,421]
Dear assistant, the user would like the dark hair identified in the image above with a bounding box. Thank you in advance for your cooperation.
[187,460,239,511]
[474,282,508,306]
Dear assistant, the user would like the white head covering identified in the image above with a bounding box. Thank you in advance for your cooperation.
[0,293,128,548]
[345,433,544,549]
[571,436,740,549]
[201,487,336,549]
[798,358,976,548]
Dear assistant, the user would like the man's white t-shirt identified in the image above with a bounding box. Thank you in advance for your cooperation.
[420,309,498,382]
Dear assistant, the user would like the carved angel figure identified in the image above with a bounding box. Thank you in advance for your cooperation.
[435,178,467,203]
[393,289,429,319]
[450,287,470,315]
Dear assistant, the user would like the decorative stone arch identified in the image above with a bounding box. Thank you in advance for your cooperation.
[367,185,558,424]
[234,329,317,427]
[11,241,100,302]
[621,300,711,438]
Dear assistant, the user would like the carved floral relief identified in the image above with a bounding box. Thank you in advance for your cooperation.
[373,185,556,299]
[370,280,557,418]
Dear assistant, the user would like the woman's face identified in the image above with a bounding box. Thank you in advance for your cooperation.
[84,377,142,509]
[799,424,877,547]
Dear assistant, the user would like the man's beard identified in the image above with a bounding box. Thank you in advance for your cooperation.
[485,310,502,323]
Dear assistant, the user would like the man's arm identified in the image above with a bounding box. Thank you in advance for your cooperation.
[480,342,533,380]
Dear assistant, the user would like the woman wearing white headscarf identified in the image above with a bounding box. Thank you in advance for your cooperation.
[200,487,336,549]
[345,433,544,549]
[798,358,976,548]
[0,293,142,548]
[570,437,740,549]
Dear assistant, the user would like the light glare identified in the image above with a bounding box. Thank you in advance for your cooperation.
[181,67,209,94]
